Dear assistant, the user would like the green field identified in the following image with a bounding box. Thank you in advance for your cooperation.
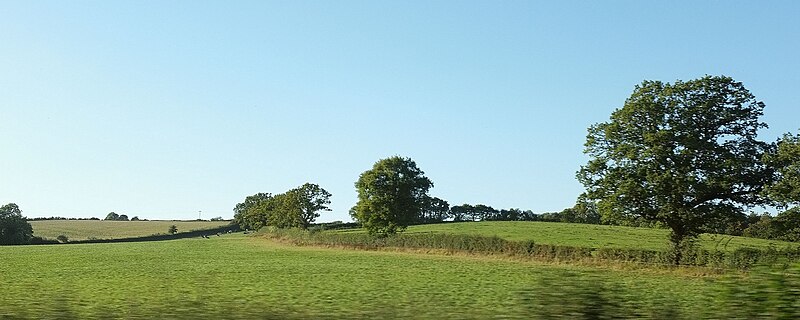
[333,221,797,252]
[5,221,798,318]
[1,234,730,319]
[29,220,231,241]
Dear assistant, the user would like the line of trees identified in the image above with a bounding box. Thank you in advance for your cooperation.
[346,156,594,235]
[344,76,800,256]
[229,76,797,260]
[28,217,102,221]
[233,183,332,230]
[104,212,142,221]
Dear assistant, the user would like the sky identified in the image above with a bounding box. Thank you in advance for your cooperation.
[1,1,798,221]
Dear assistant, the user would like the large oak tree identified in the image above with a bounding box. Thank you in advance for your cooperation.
[578,76,773,262]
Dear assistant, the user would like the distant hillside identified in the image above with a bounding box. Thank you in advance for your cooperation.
[334,221,797,252]
[30,220,231,241]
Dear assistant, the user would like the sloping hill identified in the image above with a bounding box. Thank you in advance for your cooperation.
[30,220,231,241]
[335,221,796,252]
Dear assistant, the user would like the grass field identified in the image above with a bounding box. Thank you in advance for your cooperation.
[29,220,231,241]
[0,234,731,319]
[334,221,796,252]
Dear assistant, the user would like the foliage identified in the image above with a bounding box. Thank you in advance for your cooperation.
[232,192,274,230]
[56,234,69,243]
[28,217,101,221]
[286,183,332,229]
[233,184,332,230]
[168,225,178,235]
[418,196,450,223]
[103,212,130,221]
[764,132,800,205]
[0,203,34,245]
[742,208,800,242]
[578,76,774,262]
[352,156,433,236]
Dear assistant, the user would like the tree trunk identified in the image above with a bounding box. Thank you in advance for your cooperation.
[669,230,685,265]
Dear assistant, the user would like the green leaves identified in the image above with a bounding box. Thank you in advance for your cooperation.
[352,156,433,236]
[0,203,34,245]
[232,184,332,230]
[578,76,773,253]
[764,132,800,206]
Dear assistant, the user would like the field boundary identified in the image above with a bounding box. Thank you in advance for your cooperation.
[259,227,800,270]
[54,225,242,244]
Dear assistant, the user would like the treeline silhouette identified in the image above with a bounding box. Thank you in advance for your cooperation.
[28,217,101,221]
[408,201,800,242]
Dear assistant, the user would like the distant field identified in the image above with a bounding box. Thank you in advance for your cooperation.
[30,220,231,240]
[334,221,798,252]
[0,235,725,319]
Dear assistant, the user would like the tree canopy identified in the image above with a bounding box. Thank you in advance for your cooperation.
[287,183,332,229]
[233,192,274,230]
[0,203,34,245]
[104,212,120,221]
[764,132,800,206]
[578,76,774,260]
[233,184,332,230]
[418,196,450,223]
[352,156,433,236]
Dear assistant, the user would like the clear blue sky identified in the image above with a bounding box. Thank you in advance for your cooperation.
[1,1,798,221]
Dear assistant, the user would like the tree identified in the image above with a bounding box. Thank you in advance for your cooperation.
[287,183,332,229]
[571,194,601,224]
[450,204,470,222]
[268,192,302,228]
[104,212,120,221]
[419,196,450,223]
[168,225,178,235]
[764,132,800,205]
[131,216,140,221]
[578,76,773,263]
[0,203,34,245]
[496,208,523,221]
[352,156,433,236]
[118,214,129,221]
[473,204,498,221]
[233,193,274,230]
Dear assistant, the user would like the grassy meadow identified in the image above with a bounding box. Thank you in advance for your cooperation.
[333,221,797,252]
[1,233,739,319]
[4,221,799,318]
[29,220,231,241]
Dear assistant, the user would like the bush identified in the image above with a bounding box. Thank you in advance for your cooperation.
[56,235,69,243]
